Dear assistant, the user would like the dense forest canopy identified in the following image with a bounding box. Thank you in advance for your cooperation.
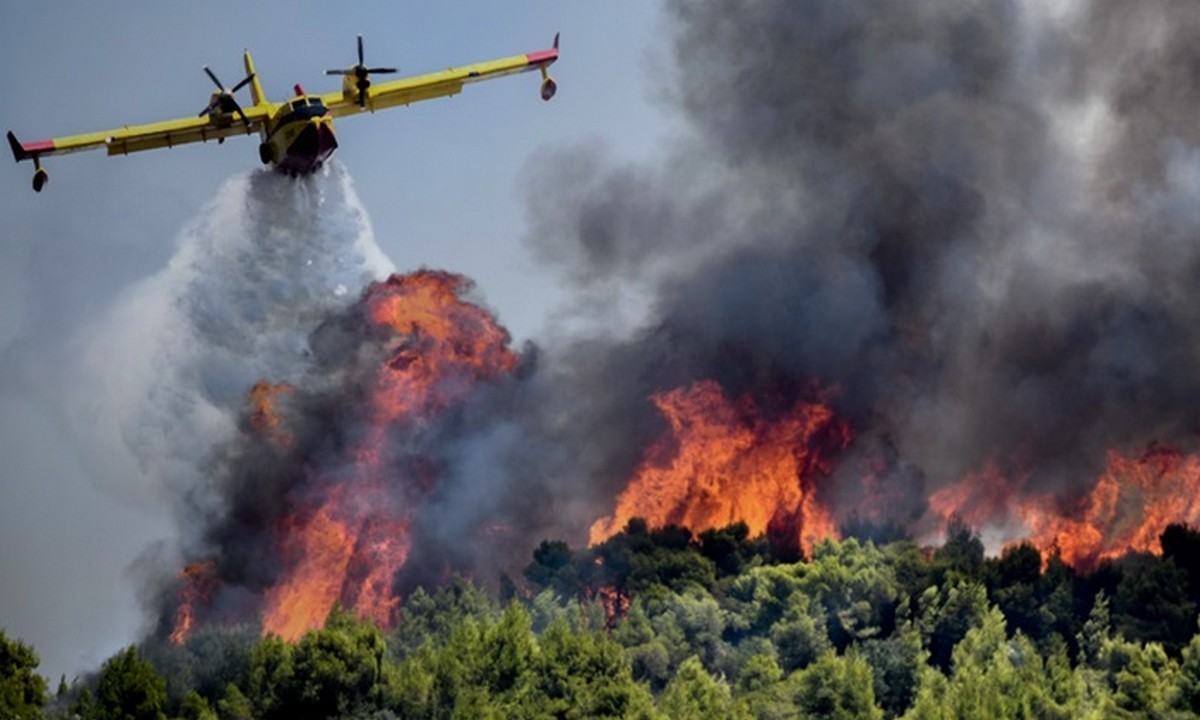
[8,518,1200,719]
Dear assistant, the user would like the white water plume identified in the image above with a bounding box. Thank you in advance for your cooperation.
[67,160,393,523]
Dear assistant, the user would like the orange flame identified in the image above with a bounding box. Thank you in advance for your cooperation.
[925,446,1200,571]
[926,459,1026,532]
[1019,446,1200,570]
[365,270,519,423]
[262,492,358,640]
[258,271,518,640]
[169,560,218,645]
[590,379,851,556]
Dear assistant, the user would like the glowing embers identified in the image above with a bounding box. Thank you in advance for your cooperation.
[590,379,852,556]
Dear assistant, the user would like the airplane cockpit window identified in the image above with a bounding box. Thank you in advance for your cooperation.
[284,98,328,122]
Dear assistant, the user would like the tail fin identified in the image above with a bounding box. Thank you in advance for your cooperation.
[244,51,267,106]
[7,131,29,162]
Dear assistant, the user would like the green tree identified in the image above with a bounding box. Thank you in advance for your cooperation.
[798,538,899,649]
[770,594,832,673]
[1162,524,1200,600]
[984,542,1046,642]
[390,578,494,659]
[244,635,293,720]
[286,608,387,719]
[697,522,769,578]
[909,580,989,672]
[528,617,659,719]
[480,602,535,697]
[860,629,923,719]
[933,518,984,583]
[82,646,167,720]
[1077,591,1111,669]
[1174,627,1200,715]
[179,690,217,720]
[1110,554,1196,655]
[614,601,672,689]
[790,651,883,720]
[215,683,253,720]
[0,629,47,720]
[644,587,730,674]
[525,540,583,599]
[144,624,256,708]
[908,608,1095,720]
[659,656,742,720]
[1101,639,1181,720]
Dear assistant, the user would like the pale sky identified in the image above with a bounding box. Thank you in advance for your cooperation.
[0,1,669,681]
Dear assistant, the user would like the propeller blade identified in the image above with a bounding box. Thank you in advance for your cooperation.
[234,104,249,125]
[365,67,397,74]
[357,34,364,66]
[326,69,349,75]
[203,66,224,90]
[198,99,219,117]
[230,73,256,94]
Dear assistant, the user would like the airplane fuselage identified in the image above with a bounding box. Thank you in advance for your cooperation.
[259,94,338,175]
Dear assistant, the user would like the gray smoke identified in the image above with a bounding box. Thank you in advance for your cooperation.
[491,0,1200,548]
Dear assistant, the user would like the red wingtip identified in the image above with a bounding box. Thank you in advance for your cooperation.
[7,132,52,162]
[526,34,560,67]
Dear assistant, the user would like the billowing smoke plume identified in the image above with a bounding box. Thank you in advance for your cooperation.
[504,0,1200,550]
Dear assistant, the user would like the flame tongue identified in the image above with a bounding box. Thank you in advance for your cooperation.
[255,270,518,641]
[1020,446,1200,570]
[169,560,219,645]
[365,270,518,422]
[262,490,358,640]
[589,379,851,555]
[925,445,1200,571]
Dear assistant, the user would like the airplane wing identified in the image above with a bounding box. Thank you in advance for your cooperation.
[320,35,559,117]
[8,109,269,161]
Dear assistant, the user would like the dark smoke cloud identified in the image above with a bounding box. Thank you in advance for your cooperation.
[509,0,1200,541]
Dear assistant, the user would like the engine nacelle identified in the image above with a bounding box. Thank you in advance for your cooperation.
[540,76,558,102]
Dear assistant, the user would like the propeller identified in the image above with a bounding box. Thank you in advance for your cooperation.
[326,35,397,108]
[199,66,255,124]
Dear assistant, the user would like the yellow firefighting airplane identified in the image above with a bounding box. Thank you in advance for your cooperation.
[7,34,559,192]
